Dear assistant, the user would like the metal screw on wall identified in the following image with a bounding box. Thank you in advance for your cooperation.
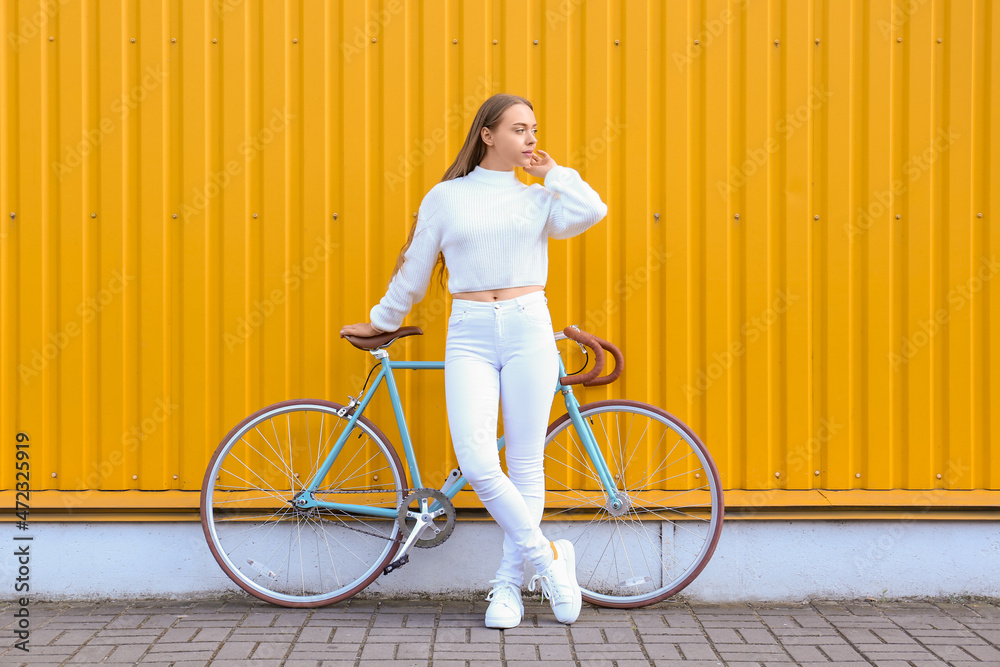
[332,213,338,220]
[653,213,659,221]
[774,39,779,46]
[372,38,376,43]
[694,40,699,45]
[614,40,619,45]
[815,38,820,44]
[533,39,538,45]
[734,213,740,220]
[91,213,97,218]
[896,214,901,219]
[252,213,258,219]
[814,214,820,220]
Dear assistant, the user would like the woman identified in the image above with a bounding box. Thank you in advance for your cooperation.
[340,93,608,628]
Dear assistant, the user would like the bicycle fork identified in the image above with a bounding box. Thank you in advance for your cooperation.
[561,383,625,512]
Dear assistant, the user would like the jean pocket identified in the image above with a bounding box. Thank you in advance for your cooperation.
[448,309,468,327]
[520,301,552,327]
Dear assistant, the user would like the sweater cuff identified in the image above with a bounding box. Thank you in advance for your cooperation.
[369,305,399,334]
[544,164,573,187]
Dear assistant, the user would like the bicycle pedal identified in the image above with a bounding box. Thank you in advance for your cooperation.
[382,554,409,575]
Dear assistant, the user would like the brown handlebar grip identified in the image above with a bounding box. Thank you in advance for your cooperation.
[559,327,606,386]
[582,333,624,386]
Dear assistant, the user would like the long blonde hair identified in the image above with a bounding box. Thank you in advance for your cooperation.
[385,93,534,292]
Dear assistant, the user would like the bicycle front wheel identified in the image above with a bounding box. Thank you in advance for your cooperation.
[542,399,724,607]
[201,399,406,607]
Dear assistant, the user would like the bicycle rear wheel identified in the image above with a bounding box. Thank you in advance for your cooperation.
[542,399,724,607]
[201,399,406,607]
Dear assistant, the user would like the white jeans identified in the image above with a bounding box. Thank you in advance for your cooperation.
[444,289,560,585]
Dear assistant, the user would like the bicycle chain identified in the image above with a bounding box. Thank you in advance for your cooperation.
[298,486,447,546]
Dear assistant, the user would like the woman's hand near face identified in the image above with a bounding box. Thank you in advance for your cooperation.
[340,322,387,338]
[523,149,556,179]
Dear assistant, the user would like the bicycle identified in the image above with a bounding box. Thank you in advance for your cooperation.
[200,323,724,609]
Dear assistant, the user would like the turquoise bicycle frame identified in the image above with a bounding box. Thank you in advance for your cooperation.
[297,345,621,517]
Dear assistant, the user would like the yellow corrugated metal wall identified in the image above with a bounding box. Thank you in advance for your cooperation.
[1,0,997,513]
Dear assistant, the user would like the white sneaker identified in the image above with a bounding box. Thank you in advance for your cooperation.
[528,539,582,624]
[484,578,523,629]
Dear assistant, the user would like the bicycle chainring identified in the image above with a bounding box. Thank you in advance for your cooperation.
[397,488,456,548]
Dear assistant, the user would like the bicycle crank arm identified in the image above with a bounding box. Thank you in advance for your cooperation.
[382,513,434,575]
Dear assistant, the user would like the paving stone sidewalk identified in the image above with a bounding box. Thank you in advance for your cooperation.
[2,597,998,666]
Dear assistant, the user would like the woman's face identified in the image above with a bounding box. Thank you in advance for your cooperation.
[481,104,538,170]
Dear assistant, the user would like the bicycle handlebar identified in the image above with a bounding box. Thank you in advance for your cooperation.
[585,332,624,386]
[559,326,624,387]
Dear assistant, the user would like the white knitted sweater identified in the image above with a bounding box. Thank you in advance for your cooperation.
[369,163,608,333]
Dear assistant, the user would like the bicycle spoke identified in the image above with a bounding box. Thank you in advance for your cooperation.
[311,413,322,491]
[641,467,707,487]
[317,451,389,492]
[620,416,654,480]
[584,526,615,590]
[299,513,345,589]
[632,435,685,490]
[253,421,297,486]
[628,499,714,525]
[547,438,604,486]
[237,433,298,489]
[212,488,286,506]
[619,510,660,574]
[221,454,290,502]
[218,509,297,554]
[309,420,346,486]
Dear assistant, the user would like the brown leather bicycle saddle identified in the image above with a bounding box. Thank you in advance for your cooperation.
[341,326,423,351]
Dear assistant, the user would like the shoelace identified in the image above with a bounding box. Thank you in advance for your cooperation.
[528,571,571,604]
[485,578,521,608]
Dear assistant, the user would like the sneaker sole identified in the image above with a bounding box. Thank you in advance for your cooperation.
[484,616,521,629]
